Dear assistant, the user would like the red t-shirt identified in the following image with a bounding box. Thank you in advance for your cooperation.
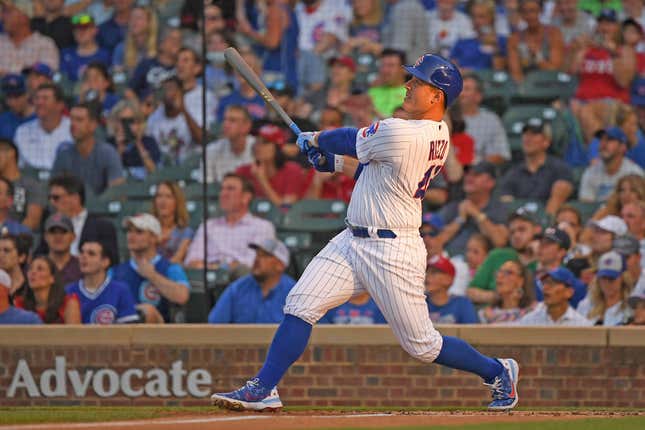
[575,47,630,102]
[14,293,78,324]
[321,175,355,203]
[451,132,475,166]
[236,161,307,199]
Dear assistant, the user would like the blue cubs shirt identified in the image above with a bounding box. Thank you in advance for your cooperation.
[66,276,138,324]
[208,274,295,323]
[427,295,479,324]
[112,255,190,323]
[60,47,111,82]
[321,298,387,324]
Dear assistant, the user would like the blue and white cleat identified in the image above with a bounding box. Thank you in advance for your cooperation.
[485,358,519,411]
[211,378,283,412]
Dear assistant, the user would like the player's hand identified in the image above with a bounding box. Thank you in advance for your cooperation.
[296,131,318,153]
[307,147,334,172]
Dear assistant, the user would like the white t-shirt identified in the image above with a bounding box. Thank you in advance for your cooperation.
[516,303,593,326]
[427,10,475,58]
[183,84,217,129]
[579,159,644,202]
[146,107,195,163]
[577,296,632,326]
[203,136,255,183]
[15,117,72,170]
[295,0,351,51]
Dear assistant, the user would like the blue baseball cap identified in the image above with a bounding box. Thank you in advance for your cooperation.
[597,9,618,22]
[540,267,576,288]
[0,74,26,96]
[598,126,628,145]
[597,250,625,279]
[422,213,445,232]
[22,62,54,79]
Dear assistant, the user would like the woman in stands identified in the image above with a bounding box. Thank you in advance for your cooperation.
[478,260,536,323]
[0,233,32,301]
[153,181,194,265]
[112,4,159,74]
[14,256,80,324]
[592,174,645,220]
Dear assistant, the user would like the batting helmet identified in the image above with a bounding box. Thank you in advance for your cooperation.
[403,55,463,107]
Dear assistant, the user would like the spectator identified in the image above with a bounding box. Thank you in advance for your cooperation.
[427,0,476,58]
[147,76,199,163]
[42,213,81,287]
[382,0,430,64]
[22,62,55,99]
[627,290,645,325]
[0,233,31,299]
[0,74,35,140]
[0,139,45,231]
[78,62,120,117]
[459,74,511,164]
[516,268,592,326]
[129,27,181,99]
[236,131,307,207]
[613,234,644,291]
[587,215,628,263]
[112,4,158,73]
[14,84,71,171]
[152,181,193,265]
[184,173,275,270]
[108,99,161,180]
[552,0,595,50]
[570,10,636,142]
[0,177,31,235]
[464,232,493,281]
[534,226,572,301]
[425,255,479,324]
[468,208,542,304]
[620,202,645,266]
[31,0,74,50]
[204,30,234,97]
[203,105,255,183]
[578,127,643,203]
[97,0,134,56]
[14,255,81,324]
[577,250,633,325]
[294,0,351,96]
[184,2,226,51]
[591,174,645,221]
[438,161,509,253]
[0,268,41,324]
[556,204,590,260]
[446,101,475,167]
[176,47,217,136]
[507,0,564,83]
[113,213,190,324]
[0,0,59,75]
[44,175,118,259]
[498,119,574,215]
[60,13,111,83]
[207,238,295,324]
[216,49,267,122]
[52,102,125,196]
[66,240,138,324]
[321,291,386,324]
[450,0,507,72]
[479,260,536,324]
[367,49,408,117]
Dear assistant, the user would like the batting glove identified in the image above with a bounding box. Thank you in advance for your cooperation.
[308,147,344,173]
[296,131,317,153]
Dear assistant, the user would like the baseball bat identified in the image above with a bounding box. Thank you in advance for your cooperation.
[224,47,302,136]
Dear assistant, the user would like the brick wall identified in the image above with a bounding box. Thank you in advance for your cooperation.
[1,326,643,408]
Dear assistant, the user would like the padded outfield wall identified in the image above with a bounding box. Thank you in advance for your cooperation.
[1,325,644,407]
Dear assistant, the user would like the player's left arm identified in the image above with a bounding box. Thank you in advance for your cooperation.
[300,128,359,158]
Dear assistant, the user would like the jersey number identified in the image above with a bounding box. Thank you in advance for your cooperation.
[414,165,442,199]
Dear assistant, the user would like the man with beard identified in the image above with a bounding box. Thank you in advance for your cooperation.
[207,238,294,323]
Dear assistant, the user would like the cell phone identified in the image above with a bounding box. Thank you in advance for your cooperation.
[122,119,136,143]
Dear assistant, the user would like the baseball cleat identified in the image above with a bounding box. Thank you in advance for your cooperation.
[211,378,283,412]
[485,358,519,411]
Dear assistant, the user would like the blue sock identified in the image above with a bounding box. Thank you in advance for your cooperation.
[255,314,312,390]
[434,336,503,383]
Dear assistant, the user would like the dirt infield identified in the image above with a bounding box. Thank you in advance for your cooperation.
[2,410,642,430]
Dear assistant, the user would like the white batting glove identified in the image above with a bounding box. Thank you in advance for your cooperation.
[296,131,318,153]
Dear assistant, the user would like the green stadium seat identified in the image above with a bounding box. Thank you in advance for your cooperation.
[277,231,313,251]
[145,163,196,185]
[183,181,220,200]
[475,69,518,116]
[251,199,283,224]
[512,70,578,105]
[280,199,347,233]
[502,104,570,159]
[504,199,551,227]
[186,199,220,228]
[566,200,602,225]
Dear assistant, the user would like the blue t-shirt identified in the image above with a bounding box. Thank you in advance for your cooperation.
[0,306,42,324]
[320,298,387,324]
[97,16,127,55]
[66,276,138,324]
[216,91,267,123]
[129,57,176,98]
[427,295,479,324]
[587,132,645,169]
[450,36,507,71]
[0,111,36,140]
[112,255,190,322]
[0,219,32,236]
[60,47,112,82]
[208,274,295,323]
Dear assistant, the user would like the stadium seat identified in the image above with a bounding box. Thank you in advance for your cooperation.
[185,268,231,311]
[512,70,579,105]
[502,104,570,159]
[186,199,220,228]
[566,200,602,224]
[504,199,551,227]
[251,199,283,224]
[280,199,347,233]
[145,163,195,185]
[475,69,518,116]
[183,181,220,200]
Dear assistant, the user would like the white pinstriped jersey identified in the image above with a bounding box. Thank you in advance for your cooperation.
[347,118,450,230]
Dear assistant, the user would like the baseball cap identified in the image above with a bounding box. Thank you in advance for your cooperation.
[540,267,576,288]
[466,161,496,179]
[329,56,357,73]
[622,18,644,34]
[597,126,628,145]
[0,268,11,289]
[521,117,552,138]
[597,9,618,22]
[122,213,162,239]
[613,235,640,256]
[249,238,290,266]
[71,13,95,28]
[421,213,445,232]
[427,255,456,278]
[257,124,288,146]
[590,215,628,236]
[44,213,74,233]
[597,250,625,279]
[1,74,26,97]
[508,206,540,225]
[0,0,33,18]
[542,226,571,250]
[22,63,54,79]
[631,77,645,106]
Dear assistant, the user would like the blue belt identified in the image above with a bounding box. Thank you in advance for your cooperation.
[350,227,397,239]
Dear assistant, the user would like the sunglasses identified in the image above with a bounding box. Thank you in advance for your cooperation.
[72,14,94,26]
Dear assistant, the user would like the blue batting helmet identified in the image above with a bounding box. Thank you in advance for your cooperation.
[403,54,463,107]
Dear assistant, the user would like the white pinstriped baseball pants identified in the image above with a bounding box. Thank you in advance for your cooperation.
[284,229,444,362]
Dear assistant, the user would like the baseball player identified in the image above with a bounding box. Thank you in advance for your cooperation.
[211,55,519,411]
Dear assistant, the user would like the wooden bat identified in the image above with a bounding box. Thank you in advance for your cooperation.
[224,47,302,136]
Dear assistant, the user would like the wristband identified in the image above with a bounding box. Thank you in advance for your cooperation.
[334,155,344,172]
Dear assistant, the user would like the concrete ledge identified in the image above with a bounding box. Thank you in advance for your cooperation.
[608,326,645,346]
[457,325,609,346]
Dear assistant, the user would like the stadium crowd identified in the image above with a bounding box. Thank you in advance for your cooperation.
[0,0,644,327]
